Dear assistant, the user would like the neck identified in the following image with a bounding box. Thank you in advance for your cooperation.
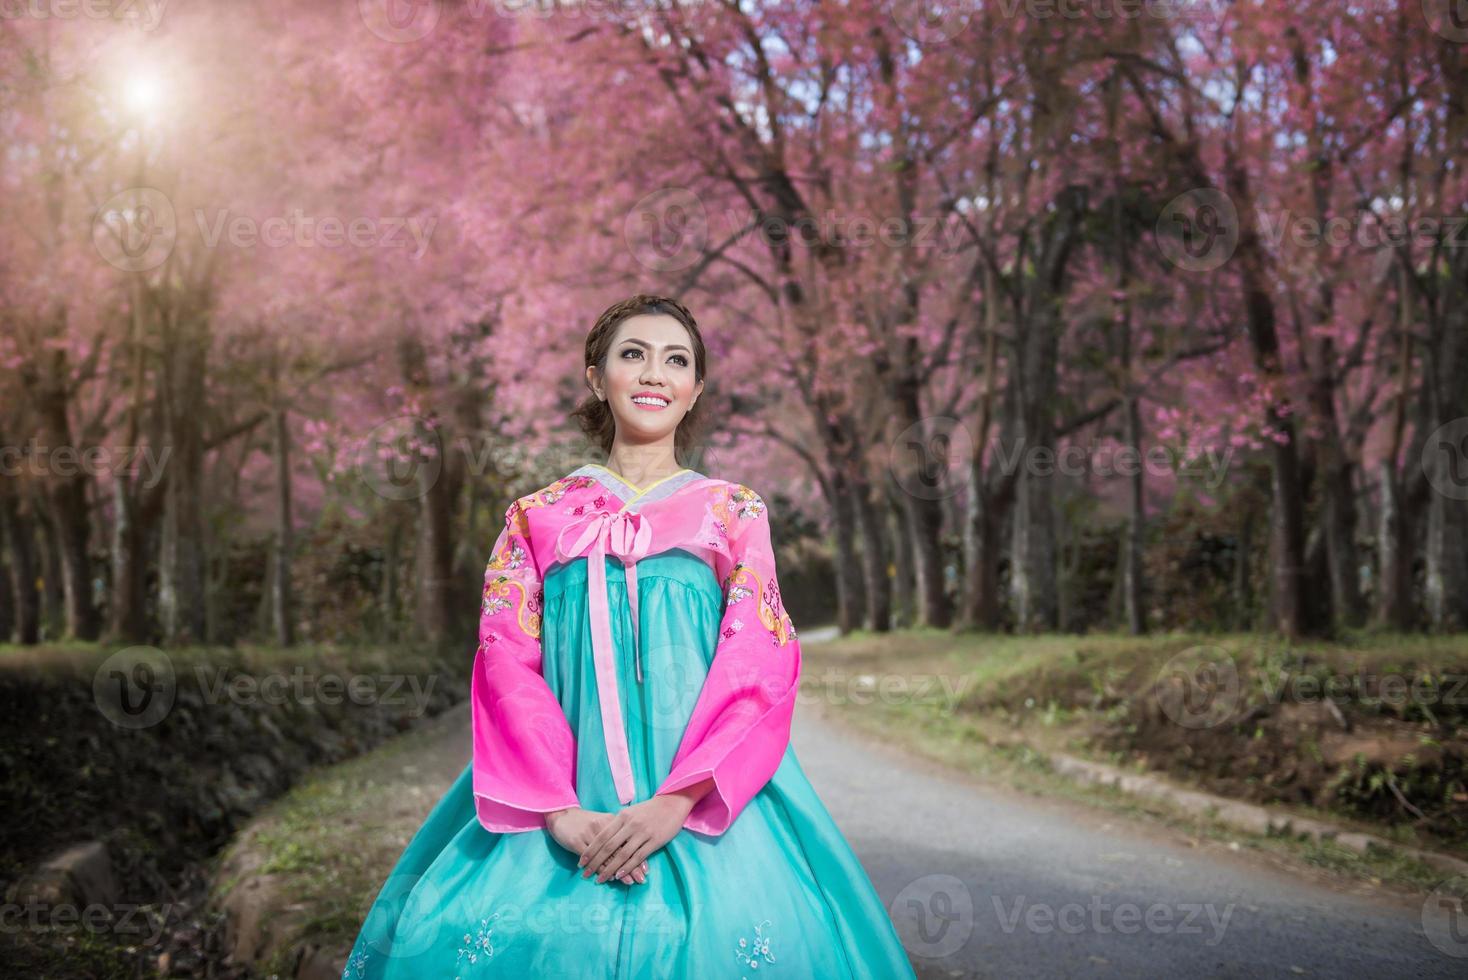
[603,446,682,487]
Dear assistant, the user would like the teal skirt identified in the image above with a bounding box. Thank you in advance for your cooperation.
[341,548,916,979]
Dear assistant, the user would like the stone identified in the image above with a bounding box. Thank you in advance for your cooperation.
[8,840,119,912]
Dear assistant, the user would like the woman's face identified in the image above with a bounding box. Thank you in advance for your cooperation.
[590,313,703,445]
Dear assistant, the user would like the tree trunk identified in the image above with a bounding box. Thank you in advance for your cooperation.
[413,418,457,646]
[892,408,953,629]
[158,317,209,646]
[1305,337,1363,630]
[270,399,295,647]
[1321,457,1363,628]
[1010,309,1060,632]
[381,514,403,642]
[1303,522,1333,635]
[886,484,915,628]
[1122,393,1147,635]
[1223,150,1321,639]
[1423,280,1468,631]
[395,333,460,647]
[1233,505,1254,632]
[958,271,1016,632]
[1424,490,1468,632]
[1011,464,1057,632]
[1106,76,1146,635]
[852,479,891,632]
[1375,462,1413,629]
[960,480,1009,631]
[36,507,64,638]
[107,472,149,643]
[826,468,864,634]
[32,386,99,640]
[0,484,40,644]
[1375,266,1423,630]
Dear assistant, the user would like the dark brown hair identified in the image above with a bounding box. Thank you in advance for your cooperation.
[570,294,709,464]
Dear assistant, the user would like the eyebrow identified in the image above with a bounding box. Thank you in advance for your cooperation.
[620,338,691,353]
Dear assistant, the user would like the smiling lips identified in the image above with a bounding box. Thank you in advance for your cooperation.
[630,391,672,410]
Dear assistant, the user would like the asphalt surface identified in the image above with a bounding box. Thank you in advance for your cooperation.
[793,691,1463,979]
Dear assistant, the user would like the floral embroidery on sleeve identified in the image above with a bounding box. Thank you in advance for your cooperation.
[471,488,581,833]
[728,484,766,521]
[721,531,796,648]
[480,500,542,643]
[478,474,598,647]
[533,474,598,507]
[710,481,792,651]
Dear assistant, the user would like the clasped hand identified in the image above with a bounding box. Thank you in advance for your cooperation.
[546,795,691,885]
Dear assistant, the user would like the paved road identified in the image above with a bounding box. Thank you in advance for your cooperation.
[794,694,1462,979]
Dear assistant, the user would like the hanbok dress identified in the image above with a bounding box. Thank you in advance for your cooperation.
[340,464,917,979]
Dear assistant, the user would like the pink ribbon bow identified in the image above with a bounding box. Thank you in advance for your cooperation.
[555,508,654,805]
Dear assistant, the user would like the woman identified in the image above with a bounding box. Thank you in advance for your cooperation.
[341,295,916,979]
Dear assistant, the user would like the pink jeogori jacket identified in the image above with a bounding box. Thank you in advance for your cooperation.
[470,464,802,837]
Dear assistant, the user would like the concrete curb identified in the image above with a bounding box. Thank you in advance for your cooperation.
[1047,752,1468,878]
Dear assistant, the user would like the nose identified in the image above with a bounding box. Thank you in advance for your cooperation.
[639,352,668,384]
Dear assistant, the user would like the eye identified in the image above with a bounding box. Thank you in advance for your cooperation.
[620,347,642,359]
[670,354,689,367]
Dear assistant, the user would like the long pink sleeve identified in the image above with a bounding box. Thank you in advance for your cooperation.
[654,486,802,836]
[470,499,580,833]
